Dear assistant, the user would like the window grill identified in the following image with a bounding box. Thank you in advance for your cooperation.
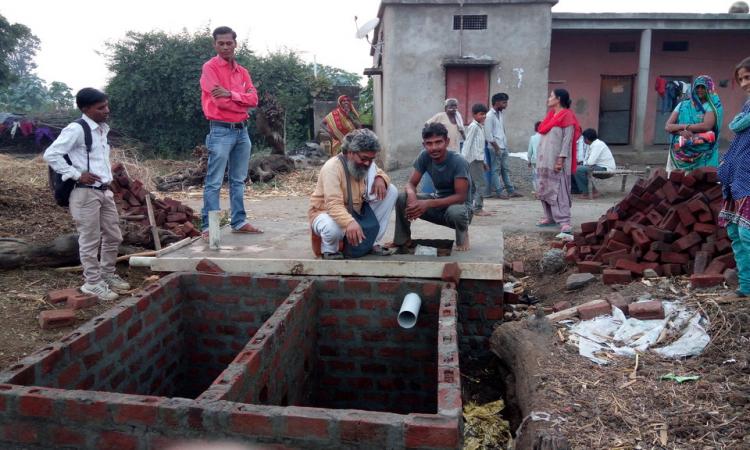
[662,41,689,52]
[453,15,488,30]
[609,42,636,53]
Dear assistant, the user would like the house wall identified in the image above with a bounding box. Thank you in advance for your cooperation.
[549,29,750,147]
[375,2,554,169]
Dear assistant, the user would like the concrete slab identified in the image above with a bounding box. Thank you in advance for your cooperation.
[151,217,504,280]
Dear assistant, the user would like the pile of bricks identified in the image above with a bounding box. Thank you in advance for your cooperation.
[38,288,100,330]
[564,167,735,286]
[111,163,201,247]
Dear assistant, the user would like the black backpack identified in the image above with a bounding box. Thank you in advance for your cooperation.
[48,119,92,207]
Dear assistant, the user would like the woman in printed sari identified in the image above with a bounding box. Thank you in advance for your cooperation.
[665,75,724,173]
[718,57,750,297]
[322,95,362,155]
[536,89,581,234]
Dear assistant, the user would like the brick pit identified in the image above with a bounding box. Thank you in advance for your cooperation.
[0,273,505,449]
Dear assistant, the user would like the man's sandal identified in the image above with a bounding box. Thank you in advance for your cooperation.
[370,245,397,256]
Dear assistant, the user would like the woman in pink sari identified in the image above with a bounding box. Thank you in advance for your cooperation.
[536,89,581,234]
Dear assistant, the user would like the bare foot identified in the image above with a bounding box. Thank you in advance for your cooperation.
[474,210,493,216]
[455,233,470,251]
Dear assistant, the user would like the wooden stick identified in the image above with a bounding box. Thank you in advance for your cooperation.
[54,251,157,272]
[144,194,161,250]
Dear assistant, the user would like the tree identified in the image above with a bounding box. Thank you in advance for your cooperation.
[105,29,237,156]
[0,14,38,88]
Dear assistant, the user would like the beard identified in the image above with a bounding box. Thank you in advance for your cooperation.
[346,159,369,180]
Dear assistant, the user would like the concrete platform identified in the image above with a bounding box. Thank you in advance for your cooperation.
[149,218,504,280]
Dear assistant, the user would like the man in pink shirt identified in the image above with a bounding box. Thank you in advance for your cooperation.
[199,26,261,237]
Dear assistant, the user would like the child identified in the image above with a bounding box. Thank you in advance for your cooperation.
[718,56,750,297]
[461,103,492,216]
[527,121,541,194]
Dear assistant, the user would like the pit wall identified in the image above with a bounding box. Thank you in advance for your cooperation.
[0,274,462,450]
[456,280,506,356]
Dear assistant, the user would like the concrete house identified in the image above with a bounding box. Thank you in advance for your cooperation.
[550,13,750,151]
[368,1,750,168]
[369,0,558,169]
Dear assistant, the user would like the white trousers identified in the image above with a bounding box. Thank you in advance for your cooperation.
[312,183,398,254]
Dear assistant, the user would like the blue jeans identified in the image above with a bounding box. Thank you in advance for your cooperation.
[573,165,606,194]
[727,223,750,295]
[201,124,252,230]
[488,147,514,195]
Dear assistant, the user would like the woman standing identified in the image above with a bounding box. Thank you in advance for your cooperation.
[321,95,362,155]
[665,75,724,173]
[718,57,750,297]
[536,89,581,234]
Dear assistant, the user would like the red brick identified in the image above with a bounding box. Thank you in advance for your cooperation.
[67,293,98,310]
[673,232,702,252]
[550,240,565,249]
[577,299,611,320]
[285,414,329,439]
[580,221,597,234]
[674,221,689,237]
[605,292,632,315]
[715,239,732,254]
[631,229,651,251]
[661,252,690,264]
[18,393,54,418]
[38,309,76,330]
[668,170,684,182]
[195,258,224,274]
[564,246,578,263]
[606,239,630,252]
[676,204,696,226]
[64,399,109,423]
[340,415,391,446]
[577,261,603,274]
[602,269,632,285]
[329,299,357,310]
[644,226,673,243]
[229,408,274,436]
[405,415,460,449]
[511,261,525,276]
[705,260,726,275]
[113,400,159,426]
[98,431,138,450]
[643,250,660,262]
[360,299,388,310]
[629,301,665,320]
[47,288,79,304]
[645,209,663,226]
[3,422,39,444]
[50,426,85,447]
[660,264,681,276]
[615,259,645,275]
[661,182,679,203]
[690,273,724,288]
[658,209,679,230]
[441,262,461,284]
[693,251,711,274]
[553,300,572,312]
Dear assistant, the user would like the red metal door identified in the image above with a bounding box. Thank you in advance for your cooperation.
[446,67,490,125]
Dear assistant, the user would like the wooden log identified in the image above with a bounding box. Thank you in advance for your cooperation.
[54,251,157,272]
[491,320,571,450]
[144,193,162,251]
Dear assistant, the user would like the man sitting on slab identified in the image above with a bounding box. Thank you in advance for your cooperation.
[308,129,398,259]
[392,122,473,251]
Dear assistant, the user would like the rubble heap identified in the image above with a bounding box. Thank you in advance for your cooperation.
[565,167,735,286]
[111,163,201,248]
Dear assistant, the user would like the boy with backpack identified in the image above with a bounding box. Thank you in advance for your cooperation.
[43,88,129,301]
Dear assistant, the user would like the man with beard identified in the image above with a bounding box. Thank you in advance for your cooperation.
[393,122,473,251]
[308,129,398,259]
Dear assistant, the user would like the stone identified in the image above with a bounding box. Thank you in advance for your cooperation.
[642,269,659,279]
[540,249,566,274]
[566,273,596,291]
[552,300,572,312]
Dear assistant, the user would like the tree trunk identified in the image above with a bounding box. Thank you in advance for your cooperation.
[0,234,139,270]
[490,318,571,450]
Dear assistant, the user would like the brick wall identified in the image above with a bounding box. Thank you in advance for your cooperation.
[0,274,462,450]
[456,280,505,355]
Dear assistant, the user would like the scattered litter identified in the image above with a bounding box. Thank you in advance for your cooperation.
[567,301,710,364]
[555,232,574,240]
[723,358,737,364]
[462,400,511,450]
[414,245,438,256]
[660,373,700,383]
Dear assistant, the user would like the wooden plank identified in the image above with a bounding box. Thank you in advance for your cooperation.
[144,193,161,251]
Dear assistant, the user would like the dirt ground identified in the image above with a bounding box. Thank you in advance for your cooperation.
[1,150,748,449]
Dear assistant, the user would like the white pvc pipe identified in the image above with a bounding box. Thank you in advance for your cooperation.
[129,256,156,267]
[208,210,221,250]
[398,293,422,329]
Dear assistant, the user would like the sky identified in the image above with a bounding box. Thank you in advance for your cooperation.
[0,0,743,92]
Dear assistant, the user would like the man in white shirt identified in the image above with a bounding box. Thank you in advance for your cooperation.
[44,88,129,301]
[485,93,522,199]
[573,128,616,196]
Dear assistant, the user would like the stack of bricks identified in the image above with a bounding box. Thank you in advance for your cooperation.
[566,167,735,286]
[110,163,201,247]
